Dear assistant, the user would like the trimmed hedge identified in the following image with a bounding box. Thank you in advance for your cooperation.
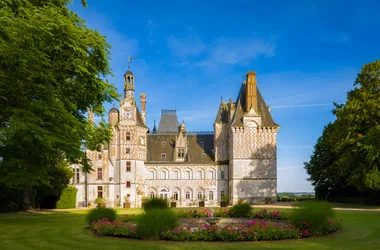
[87,207,117,224]
[56,186,77,209]
[142,197,168,211]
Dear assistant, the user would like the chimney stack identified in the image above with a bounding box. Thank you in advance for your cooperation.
[245,71,257,112]
[88,108,94,126]
[140,93,146,124]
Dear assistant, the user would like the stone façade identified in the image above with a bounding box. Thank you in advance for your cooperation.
[72,69,279,208]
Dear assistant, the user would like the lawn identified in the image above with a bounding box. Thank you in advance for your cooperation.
[0,208,379,250]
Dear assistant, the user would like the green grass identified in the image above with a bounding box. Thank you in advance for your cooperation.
[0,208,379,250]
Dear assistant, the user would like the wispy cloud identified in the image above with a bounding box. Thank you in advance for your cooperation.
[167,28,205,58]
[271,103,333,109]
[197,38,275,68]
[147,20,158,45]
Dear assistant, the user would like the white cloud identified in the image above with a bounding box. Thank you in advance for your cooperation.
[197,38,275,68]
[167,28,205,58]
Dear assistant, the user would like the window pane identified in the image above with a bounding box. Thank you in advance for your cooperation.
[221,170,225,180]
[209,191,214,201]
[197,171,202,179]
[174,171,179,179]
[185,171,190,179]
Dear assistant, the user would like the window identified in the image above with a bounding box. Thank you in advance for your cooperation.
[177,148,185,158]
[126,131,131,141]
[98,154,102,160]
[173,191,179,201]
[149,171,155,179]
[161,171,167,179]
[161,153,166,159]
[126,161,131,172]
[221,170,225,180]
[161,141,166,147]
[97,186,103,198]
[221,191,225,200]
[197,171,202,179]
[75,168,80,183]
[185,171,190,180]
[201,153,206,158]
[209,191,214,201]
[173,171,179,179]
[97,168,102,180]
[198,191,203,200]
[126,148,130,154]
[150,192,155,199]
[185,191,190,200]
[208,171,214,180]
[126,181,131,188]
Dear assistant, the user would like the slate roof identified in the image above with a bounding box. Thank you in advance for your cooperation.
[146,134,215,164]
[157,110,179,133]
[231,84,279,127]
[214,102,229,123]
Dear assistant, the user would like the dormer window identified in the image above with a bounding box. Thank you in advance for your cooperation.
[126,148,130,154]
[161,153,166,159]
[161,141,166,147]
[201,153,206,158]
[177,148,185,158]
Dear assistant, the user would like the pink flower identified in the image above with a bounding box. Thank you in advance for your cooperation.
[302,229,309,237]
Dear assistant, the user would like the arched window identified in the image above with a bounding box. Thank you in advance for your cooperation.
[173,191,179,201]
[161,171,167,179]
[209,191,214,201]
[198,191,203,200]
[185,171,191,179]
[148,171,155,179]
[150,192,155,199]
[208,171,214,179]
[197,171,203,179]
[185,191,190,200]
[173,171,179,179]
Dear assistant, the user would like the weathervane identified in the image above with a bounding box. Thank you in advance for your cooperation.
[128,56,133,70]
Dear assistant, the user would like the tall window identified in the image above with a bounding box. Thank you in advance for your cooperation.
[173,191,179,201]
[177,148,185,158]
[173,171,179,179]
[98,154,102,160]
[185,191,190,200]
[185,171,190,179]
[126,148,130,154]
[209,191,214,201]
[221,170,225,180]
[197,171,202,179]
[198,191,203,200]
[126,131,131,141]
[126,181,131,188]
[208,171,214,180]
[97,168,102,180]
[97,186,103,198]
[149,171,155,179]
[75,168,80,183]
[126,161,131,172]
[161,171,167,179]
[221,191,225,200]
[150,192,155,199]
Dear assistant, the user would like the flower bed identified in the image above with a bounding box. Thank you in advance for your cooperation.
[90,218,300,241]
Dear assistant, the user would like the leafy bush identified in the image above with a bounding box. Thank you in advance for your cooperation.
[135,209,178,240]
[56,186,77,209]
[229,201,252,218]
[142,197,168,211]
[118,214,136,223]
[87,207,117,224]
[289,201,341,235]
[176,208,213,218]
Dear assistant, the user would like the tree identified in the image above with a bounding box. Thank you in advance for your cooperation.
[305,60,380,203]
[0,0,119,209]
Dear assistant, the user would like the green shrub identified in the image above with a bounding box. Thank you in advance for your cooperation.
[229,201,252,218]
[87,207,117,224]
[56,186,77,209]
[136,209,178,240]
[142,197,168,211]
[289,201,338,236]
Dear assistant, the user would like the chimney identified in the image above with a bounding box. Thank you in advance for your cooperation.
[245,71,257,112]
[140,93,146,124]
[88,108,94,126]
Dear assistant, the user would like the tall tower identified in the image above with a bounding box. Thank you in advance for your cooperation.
[116,66,148,208]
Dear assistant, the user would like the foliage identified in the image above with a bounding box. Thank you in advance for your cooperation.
[56,186,77,209]
[289,201,342,236]
[118,214,136,223]
[142,197,168,211]
[0,0,118,210]
[176,208,214,218]
[135,209,179,240]
[86,207,117,225]
[229,201,253,218]
[251,209,289,221]
[305,60,380,203]
[94,197,106,204]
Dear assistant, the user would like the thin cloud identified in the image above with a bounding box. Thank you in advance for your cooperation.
[271,103,333,109]
[167,30,205,58]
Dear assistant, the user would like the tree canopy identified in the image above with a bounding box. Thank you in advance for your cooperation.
[0,0,118,209]
[305,60,380,203]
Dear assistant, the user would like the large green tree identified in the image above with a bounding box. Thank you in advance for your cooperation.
[305,60,380,202]
[0,0,118,209]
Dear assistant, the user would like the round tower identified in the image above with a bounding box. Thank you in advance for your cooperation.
[108,107,119,125]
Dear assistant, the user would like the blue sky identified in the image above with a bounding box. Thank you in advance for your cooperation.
[71,0,380,192]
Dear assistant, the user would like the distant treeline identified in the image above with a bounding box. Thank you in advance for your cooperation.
[277,192,315,202]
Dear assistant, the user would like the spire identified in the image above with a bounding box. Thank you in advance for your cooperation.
[152,120,157,133]
[124,57,134,98]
